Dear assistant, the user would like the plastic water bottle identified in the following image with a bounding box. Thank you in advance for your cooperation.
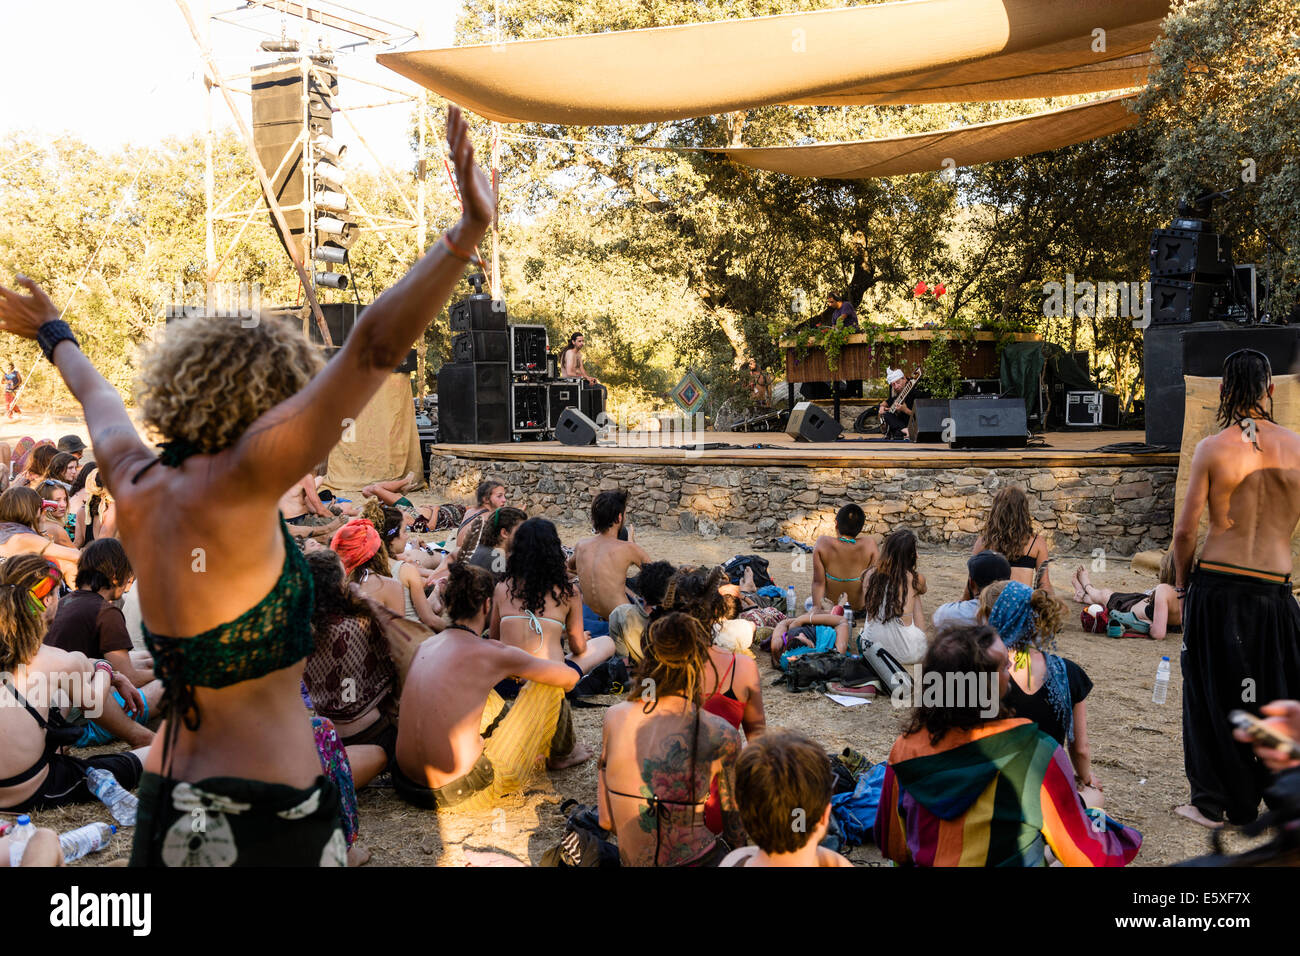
[8,814,36,866]
[1152,657,1171,704]
[59,822,116,863]
[843,601,854,637]
[86,767,138,826]
[804,597,815,614]
[785,585,798,617]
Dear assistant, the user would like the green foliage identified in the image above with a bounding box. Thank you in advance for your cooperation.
[1137,0,1300,317]
[921,334,963,400]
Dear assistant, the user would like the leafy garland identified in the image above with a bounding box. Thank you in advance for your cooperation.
[791,322,905,373]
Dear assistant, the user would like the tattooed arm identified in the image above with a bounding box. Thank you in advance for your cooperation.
[714,722,748,852]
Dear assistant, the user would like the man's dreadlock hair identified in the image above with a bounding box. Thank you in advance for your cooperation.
[1218,350,1273,429]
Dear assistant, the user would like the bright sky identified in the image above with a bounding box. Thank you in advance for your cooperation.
[1,0,462,167]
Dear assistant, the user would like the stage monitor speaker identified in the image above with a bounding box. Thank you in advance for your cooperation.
[510,324,549,374]
[946,398,1027,449]
[910,398,950,443]
[436,363,509,444]
[251,59,338,261]
[307,302,362,347]
[449,295,507,332]
[580,382,607,422]
[785,401,843,443]
[452,330,508,364]
[1149,228,1232,279]
[1150,278,1223,325]
[556,407,599,446]
[548,381,581,427]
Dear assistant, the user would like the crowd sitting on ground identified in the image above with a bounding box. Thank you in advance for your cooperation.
[0,427,1181,868]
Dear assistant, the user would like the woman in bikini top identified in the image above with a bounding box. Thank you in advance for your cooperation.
[975,485,1054,593]
[490,518,584,666]
[0,105,496,866]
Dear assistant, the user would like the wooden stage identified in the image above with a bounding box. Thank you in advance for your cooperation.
[432,429,1175,469]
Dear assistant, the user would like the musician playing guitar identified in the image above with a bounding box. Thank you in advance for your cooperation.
[878,366,925,440]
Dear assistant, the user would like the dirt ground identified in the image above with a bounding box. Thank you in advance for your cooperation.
[0,415,1260,867]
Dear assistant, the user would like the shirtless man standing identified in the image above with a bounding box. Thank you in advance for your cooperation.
[1172,349,1300,828]
[569,488,650,635]
[811,504,878,613]
[393,563,581,811]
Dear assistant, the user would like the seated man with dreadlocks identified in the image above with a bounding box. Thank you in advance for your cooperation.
[1172,347,1300,829]
[393,562,581,811]
[598,611,746,866]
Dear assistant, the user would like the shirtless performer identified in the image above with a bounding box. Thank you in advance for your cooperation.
[393,562,581,811]
[1071,551,1182,640]
[560,332,597,385]
[568,488,651,636]
[811,504,878,613]
[279,473,345,539]
[1172,349,1300,828]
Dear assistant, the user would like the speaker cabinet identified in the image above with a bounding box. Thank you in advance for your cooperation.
[909,398,951,443]
[436,363,509,444]
[556,407,599,446]
[306,302,362,347]
[785,401,844,443]
[449,295,507,332]
[511,383,549,434]
[1149,228,1231,279]
[452,330,508,364]
[1150,278,1224,325]
[580,382,607,422]
[548,380,581,427]
[510,325,549,374]
[946,398,1027,449]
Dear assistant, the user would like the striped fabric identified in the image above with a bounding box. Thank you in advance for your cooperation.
[875,718,1141,867]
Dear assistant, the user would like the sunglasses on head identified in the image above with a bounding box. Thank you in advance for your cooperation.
[1223,348,1273,375]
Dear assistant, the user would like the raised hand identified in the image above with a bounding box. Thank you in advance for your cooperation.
[0,276,60,339]
[447,105,495,231]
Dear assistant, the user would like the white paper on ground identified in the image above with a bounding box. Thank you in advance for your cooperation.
[825,693,872,707]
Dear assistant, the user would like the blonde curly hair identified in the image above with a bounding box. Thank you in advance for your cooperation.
[134,314,324,455]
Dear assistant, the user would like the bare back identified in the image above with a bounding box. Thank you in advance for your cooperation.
[492,579,582,662]
[573,533,647,619]
[813,535,878,611]
[1189,421,1300,573]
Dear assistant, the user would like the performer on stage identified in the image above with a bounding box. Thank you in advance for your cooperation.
[824,291,859,329]
[559,333,598,386]
[746,358,772,406]
[878,367,925,440]
[1172,348,1300,828]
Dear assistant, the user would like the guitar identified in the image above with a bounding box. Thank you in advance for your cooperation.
[886,365,924,415]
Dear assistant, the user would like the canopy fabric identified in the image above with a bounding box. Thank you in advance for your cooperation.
[378,0,1169,126]
[709,93,1138,179]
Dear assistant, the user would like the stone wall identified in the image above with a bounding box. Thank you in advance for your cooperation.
[428,454,1176,556]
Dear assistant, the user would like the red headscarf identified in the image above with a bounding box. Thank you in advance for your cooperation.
[330,519,381,575]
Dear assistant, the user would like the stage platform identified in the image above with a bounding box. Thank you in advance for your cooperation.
[431,428,1174,469]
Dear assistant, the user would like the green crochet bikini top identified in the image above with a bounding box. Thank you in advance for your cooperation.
[136,441,316,732]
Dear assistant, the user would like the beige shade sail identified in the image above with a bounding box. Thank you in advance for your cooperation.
[706,92,1139,178]
[378,0,1169,126]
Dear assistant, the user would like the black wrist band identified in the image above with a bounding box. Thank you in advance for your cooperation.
[37,319,79,362]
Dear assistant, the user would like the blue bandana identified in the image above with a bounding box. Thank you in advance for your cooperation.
[988,581,1074,742]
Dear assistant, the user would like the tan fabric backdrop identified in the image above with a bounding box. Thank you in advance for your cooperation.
[378,0,1169,125]
[1174,374,1300,579]
[713,93,1137,179]
[322,373,422,493]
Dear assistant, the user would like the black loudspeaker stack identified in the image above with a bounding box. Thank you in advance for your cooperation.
[438,293,510,444]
